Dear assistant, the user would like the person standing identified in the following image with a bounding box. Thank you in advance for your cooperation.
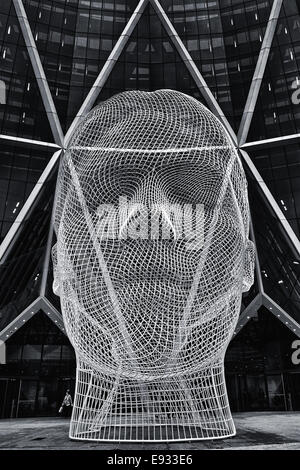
[59,389,73,417]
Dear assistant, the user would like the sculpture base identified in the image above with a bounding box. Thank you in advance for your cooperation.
[69,359,235,441]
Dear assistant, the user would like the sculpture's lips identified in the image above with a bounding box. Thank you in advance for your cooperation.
[113,277,192,288]
[108,266,197,286]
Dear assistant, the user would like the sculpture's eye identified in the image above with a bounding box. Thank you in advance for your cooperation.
[81,160,150,208]
[76,152,227,213]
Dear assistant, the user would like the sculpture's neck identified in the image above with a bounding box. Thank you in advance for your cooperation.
[69,358,235,441]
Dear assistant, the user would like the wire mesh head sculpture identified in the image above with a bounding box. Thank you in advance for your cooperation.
[53,89,255,442]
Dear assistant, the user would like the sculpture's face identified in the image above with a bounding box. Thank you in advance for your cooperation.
[53,90,255,380]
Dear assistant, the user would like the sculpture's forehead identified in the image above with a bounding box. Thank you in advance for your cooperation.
[69,91,235,175]
[68,146,235,178]
[70,90,232,154]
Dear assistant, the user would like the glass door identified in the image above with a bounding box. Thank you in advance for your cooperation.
[267,375,286,411]
[287,373,300,411]
[0,378,19,418]
[16,380,38,417]
[246,375,268,410]
[36,379,59,416]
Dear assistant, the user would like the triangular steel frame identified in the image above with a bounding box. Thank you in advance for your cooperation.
[1,0,299,340]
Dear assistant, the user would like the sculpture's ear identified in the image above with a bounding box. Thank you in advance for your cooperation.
[52,243,60,297]
[242,239,255,292]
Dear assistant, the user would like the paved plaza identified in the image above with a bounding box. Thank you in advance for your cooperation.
[0,412,299,450]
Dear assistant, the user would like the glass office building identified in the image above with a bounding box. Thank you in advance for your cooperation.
[1,0,300,417]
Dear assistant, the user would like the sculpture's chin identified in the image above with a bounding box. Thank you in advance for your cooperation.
[62,281,240,379]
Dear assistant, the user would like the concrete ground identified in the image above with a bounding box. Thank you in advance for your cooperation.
[0,412,300,450]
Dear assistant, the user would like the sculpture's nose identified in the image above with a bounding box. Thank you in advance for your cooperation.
[119,173,178,240]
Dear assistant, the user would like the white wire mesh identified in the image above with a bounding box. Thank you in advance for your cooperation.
[53,89,254,441]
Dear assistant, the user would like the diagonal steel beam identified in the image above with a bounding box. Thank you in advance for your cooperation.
[234,293,263,337]
[0,150,62,264]
[41,296,65,333]
[64,0,149,145]
[40,149,66,297]
[0,296,65,342]
[0,297,43,342]
[240,149,300,258]
[233,291,300,339]
[40,225,55,297]
[40,147,71,300]
[12,0,64,146]
[237,0,284,146]
[262,293,300,338]
[149,0,237,144]
[249,216,264,294]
